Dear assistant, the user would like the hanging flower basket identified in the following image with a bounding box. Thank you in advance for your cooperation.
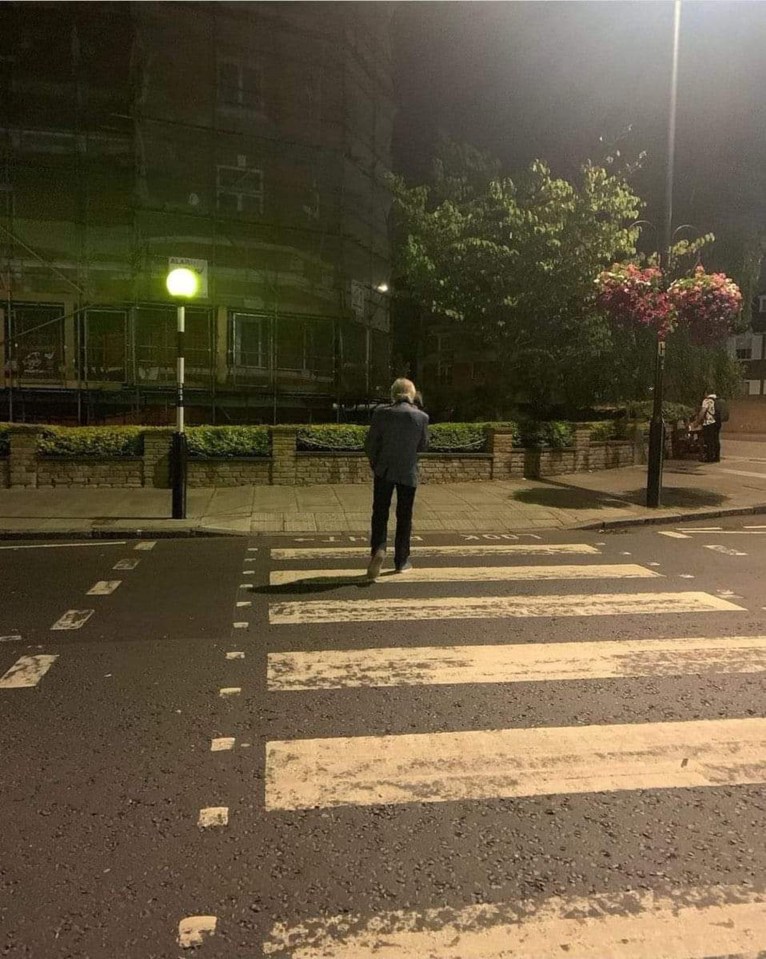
[595,263,675,339]
[668,267,742,345]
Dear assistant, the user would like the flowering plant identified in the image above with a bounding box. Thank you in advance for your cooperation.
[668,267,742,345]
[596,263,742,344]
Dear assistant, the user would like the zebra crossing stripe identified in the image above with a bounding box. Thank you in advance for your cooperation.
[268,591,743,625]
[0,655,58,689]
[267,634,766,691]
[270,563,659,587]
[271,543,600,560]
[263,883,766,958]
[266,716,766,811]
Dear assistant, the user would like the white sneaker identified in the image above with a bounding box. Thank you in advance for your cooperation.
[366,548,386,580]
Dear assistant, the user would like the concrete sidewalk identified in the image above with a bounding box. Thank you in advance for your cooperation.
[1,437,765,538]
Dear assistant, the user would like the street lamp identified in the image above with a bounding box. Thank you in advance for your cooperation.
[166,266,199,519]
[646,0,682,508]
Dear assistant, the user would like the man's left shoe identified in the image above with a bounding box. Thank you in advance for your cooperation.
[394,560,413,573]
[367,548,386,580]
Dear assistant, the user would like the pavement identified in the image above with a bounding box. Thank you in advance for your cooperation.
[1,436,766,537]
[3,519,766,956]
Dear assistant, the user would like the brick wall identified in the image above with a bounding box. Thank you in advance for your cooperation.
[36,458,144,488]
[0,458,8,489]
[188,459,271,487]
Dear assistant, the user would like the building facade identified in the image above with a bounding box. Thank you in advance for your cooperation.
[0,1,393,424]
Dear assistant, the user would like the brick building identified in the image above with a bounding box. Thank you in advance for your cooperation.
[0,1,393,424]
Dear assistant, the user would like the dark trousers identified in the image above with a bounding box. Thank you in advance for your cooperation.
[702,423,721,462]
[370,475,417,567]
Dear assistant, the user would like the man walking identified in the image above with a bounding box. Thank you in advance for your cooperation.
[364,378,429,579]
[698,390,722,463]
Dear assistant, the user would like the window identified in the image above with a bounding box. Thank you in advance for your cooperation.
[84,309,127,382]
[217,59,263,111]
[747,379,762,396]
[135,307,212,385]
[232,313,270,369]
[735,334,754,361]
[217,155,264,215]
[10,303,65,381]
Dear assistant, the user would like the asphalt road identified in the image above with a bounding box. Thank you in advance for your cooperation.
[2,519,766,957]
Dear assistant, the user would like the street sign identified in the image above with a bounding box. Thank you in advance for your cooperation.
[168,256,208,297]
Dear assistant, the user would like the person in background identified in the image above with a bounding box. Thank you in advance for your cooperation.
[698,390,721,463]
[364,377,429,579]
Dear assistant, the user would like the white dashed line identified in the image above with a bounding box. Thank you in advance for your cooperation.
[113,559,140,570]
[197,807,228,828]
[658,531,691,539]
[51,610,94,630]
[0,635,22,643]
[236,601,252,608]
[219,687,241,697]
[0,541,127,551]
[177,916,217,949]
[233,622,249,629]
[647,563,661,567]
[211,737,235,751]
[679,574,695,579]
[0,654,58,688]
[239,583,253,589]
[705,544,747,557]
[134,540,156,551]
[226,651,245,660]
[87,580,122,596]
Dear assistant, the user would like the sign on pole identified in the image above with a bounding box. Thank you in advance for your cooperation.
[168,257,208,298]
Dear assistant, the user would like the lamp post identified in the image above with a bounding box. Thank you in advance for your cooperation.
[646,0,682,508]
[166,266,199,519]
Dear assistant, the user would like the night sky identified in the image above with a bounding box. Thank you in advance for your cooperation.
[393,1,766,255]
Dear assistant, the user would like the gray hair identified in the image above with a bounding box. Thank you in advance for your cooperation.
[391,377,417,402]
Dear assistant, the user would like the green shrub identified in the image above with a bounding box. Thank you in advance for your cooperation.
[625,400,695,423]
[186,426,270,458]
[0,423,10,456]
[297,425,367,451]
[429,423,489,452]
[38,426,144,458]
[517,420,575,449]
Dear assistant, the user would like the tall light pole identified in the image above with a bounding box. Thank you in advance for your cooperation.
[647,0,682,507]
[166,266,199,519]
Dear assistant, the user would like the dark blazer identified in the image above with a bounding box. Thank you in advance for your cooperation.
[364,400,430,487]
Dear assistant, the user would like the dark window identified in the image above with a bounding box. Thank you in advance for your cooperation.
[9,303,65,381]
[232,313,269,369]
[135,307,212,385]
[84,310,127,382]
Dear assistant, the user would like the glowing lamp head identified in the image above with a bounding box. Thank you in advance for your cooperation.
[166,267,199,298]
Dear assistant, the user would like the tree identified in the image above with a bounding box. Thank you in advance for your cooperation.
[391,141,643,412]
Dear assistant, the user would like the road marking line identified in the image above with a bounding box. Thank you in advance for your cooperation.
[266,716,766,811]
[226,651,245,660]
[0,654,58,688]
[262,884,766,959]
[236,601,252,607]
[0,541,127,551]
[219,687,241,697]
[269,591,743,625]
[686,527,722,531]
[272,544,601,560]
[705,544,747,557]
[0,635,22,643]
[268,635,766,691]
[177,916,217,949]
[134,540,156,551]
[745,525,766,529]
[658,531,691,539]
[113,559,140,570]
[270,564,660,587]
[679,574,695,579]
[211,737,235,751]
[233,621,249,629]
[197,806,228,828]
[51,609,94,630]
[239,583,253,589]
[648,562,661,566]
[87,580,122,596]
[719,467,766,479]
[247,546,258,551]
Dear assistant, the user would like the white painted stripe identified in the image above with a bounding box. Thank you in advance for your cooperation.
[51,609,94,630]
[247,546,258,551]
[113,558,140,570]
[197,806,228,828]
[0,654,58,689]
[134,540,156,551]
[211,737,235,751]
[239,583,253,589]
[266,716,766,811]
[745,525,766,529]
[233,621,249,629]
[0,635,22,643]
[263,883,766,959]
[236,601,252,607]
[87,580,122,595]
[219,687,241,697]
[270,564,660,587]
[226,651,245,660]
[705,544,747,557]
[177,916,217,949]
[269,591,743,626]
[272,544,601,560]
[658,531,691,539]
[685,527,722,531]
[719,467,766,479]
[268,635,766,691]
[0,541,127,551]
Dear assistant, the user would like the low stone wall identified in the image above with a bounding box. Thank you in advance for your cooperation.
[188,459,270,487]
[0,425,646,488]
[35,457,144,488]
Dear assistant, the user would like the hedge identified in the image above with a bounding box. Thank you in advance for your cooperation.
[186,425,270,458]
[297,424,366,451]
[516,420,575,449]
[297,421,519,453]
[38,426,145,458]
